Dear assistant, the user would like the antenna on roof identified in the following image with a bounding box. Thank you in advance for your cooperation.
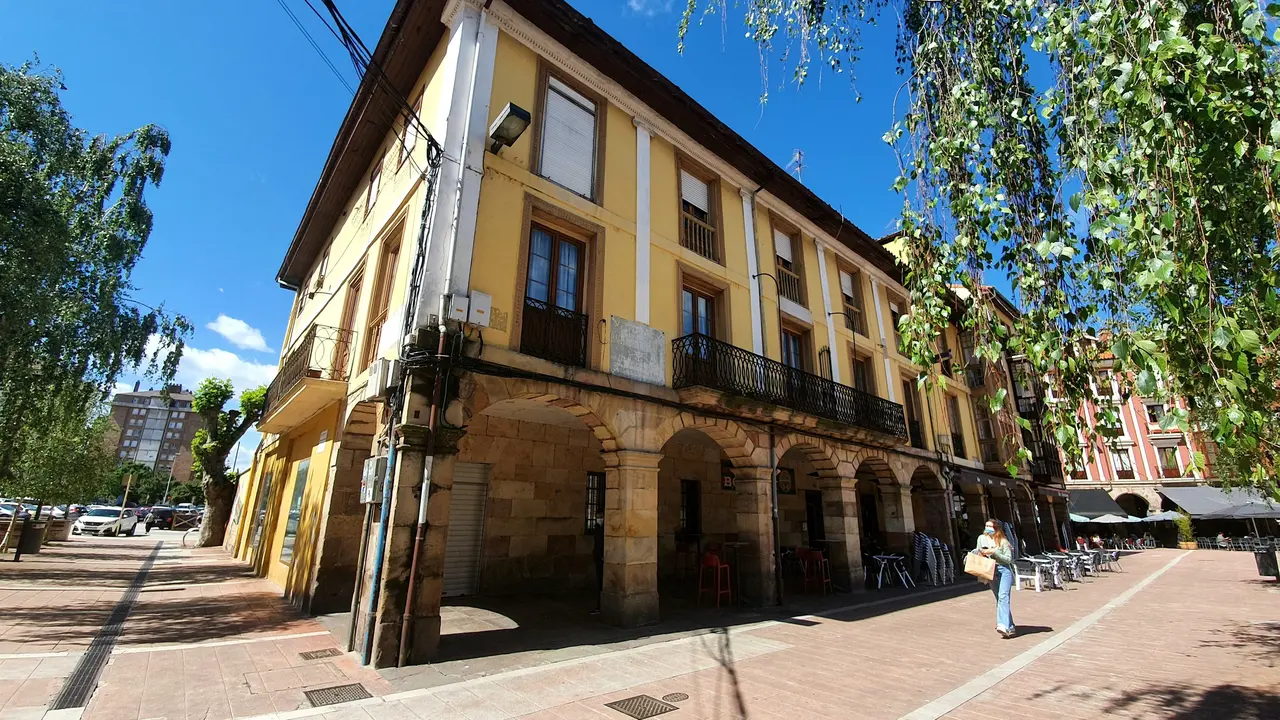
[786,149,805,181]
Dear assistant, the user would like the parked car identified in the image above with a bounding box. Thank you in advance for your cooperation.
[145,507,176,531]
[72,507,139,537]
[0,503,29,519]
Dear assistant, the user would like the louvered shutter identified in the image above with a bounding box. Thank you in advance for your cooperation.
[540,77,596,198]
[680,170,710,213]
[774,229,793,263]
[839,269,855,299]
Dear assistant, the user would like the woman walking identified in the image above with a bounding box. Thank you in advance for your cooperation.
[977,519,1016,638]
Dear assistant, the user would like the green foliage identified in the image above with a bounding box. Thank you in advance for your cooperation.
[0,59,190,480]
[680,0,1280,494]
[190,377,266,546]
[112,462,170,505]
[167,481,204,505]
[2,394,117,504]
[1174,510,1195,543]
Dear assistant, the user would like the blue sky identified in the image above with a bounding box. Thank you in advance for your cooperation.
[3,0,910,466]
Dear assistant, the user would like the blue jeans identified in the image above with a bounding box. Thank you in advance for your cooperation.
[991,564,1015,631]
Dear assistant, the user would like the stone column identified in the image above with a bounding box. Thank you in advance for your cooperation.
[602,450,661,627]
[1015,492,1040,553]
[821,479,863,591]
[880,483,916,552]
[403,443,460,665]
[1040,497,1061,550]
[734,466,778,607]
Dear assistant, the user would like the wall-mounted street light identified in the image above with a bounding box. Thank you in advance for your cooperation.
[487,102,531,154]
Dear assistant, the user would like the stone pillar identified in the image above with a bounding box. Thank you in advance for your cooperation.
[602,450,660,627]
[1040,497,1061,550]
[403,446,459,665]
[734,466,778,607]
[368,423,432,668]
[309,435,373,614]
[960,490,988,548]
[821,479,863,591]
[989,493,1014,525]
[880,483,916,552]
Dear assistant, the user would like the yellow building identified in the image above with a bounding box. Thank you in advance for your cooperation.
[228,0,1066,667]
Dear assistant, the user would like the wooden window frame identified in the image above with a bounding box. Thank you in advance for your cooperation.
[770,215,806,307]
[365,150,385,218]
[675,154,724,264]
[510,195,607,370]
[780,322,812,373]
[849,347,877,396]
[362,225,404,370]
[525,222,587,310]
[836,263,867,336]
[676,265,731,343]
[584,471,604,533]
[529,62,607,203]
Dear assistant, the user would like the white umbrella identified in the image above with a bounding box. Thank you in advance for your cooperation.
[1142,510,1182,522]
[1090,513,1133,524]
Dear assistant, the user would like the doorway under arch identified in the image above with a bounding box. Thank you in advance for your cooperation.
[1115,492,1150,518]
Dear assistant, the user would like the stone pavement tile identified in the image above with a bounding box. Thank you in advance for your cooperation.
[434,685,515,720]
[0,707,47,720]
[294,661,343,688]
[259,667,303,692]
[0,661,37,682]
[268,687,311,713]
[398,691,455,718]
[2,677,60,712]
[467,681,548,717]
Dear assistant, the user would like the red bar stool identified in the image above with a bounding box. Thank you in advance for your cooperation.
[798,547,832,595]
[697,551,732,608]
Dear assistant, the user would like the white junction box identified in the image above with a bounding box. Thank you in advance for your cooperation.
[467,290,492,327]
[360,456,388,504]
[446,294,470,322]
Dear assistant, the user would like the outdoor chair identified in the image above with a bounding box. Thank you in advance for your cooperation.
[697,551,732,608]
[1069,551,1096,576]
[1014,558,1043,592]
[798,547,833,595]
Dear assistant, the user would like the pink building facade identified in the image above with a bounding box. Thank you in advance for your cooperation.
[1063,359,1215,517]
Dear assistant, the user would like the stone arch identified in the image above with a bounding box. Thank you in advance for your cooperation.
[1114,492,1151,518]
[654,411,758,467]
[850,452,899,485]
[467,374,623,452]
[908,464,951,542]
[908,464,944,490]
[773,432,841,480]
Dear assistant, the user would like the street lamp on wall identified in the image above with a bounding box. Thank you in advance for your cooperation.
[487,102,531,154]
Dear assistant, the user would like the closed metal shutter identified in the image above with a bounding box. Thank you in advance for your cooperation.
[540,77,596,198]
[442,462,490,597]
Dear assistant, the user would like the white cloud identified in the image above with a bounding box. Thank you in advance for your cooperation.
[627,0,673,15]
[207,314,272,353]
[113,381,134,396]
[176,346,277,394]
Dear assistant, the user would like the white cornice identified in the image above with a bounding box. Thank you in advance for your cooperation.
[442,0,483,28]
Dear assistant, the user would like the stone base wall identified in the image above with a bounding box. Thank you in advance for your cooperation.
[457,414,604,595]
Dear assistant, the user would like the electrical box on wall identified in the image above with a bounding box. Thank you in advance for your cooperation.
[446,294,469,322]
[467,291,492,327]
[364,358,401,402]
[360,456,388,504]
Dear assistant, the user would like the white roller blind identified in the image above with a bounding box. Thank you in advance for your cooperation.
[839,269,855,298]
[774,229,793,262]
[680,170,710,213]
[541,77,596,198]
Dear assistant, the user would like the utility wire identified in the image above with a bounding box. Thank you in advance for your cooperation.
[273,0,355,95]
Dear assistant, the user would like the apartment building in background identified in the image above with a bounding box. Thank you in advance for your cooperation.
[226,0,1067,667]
[107,383,201,483]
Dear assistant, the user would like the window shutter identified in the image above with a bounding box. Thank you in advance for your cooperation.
[541,77,596,198]
[680,170,710,213]
[839,269,855,298]
[774,229,793,263]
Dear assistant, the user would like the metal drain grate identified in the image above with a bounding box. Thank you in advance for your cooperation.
[661,693,689,703]
[304,683,372,707]
[604,695,678,719]
[299,648,342,660]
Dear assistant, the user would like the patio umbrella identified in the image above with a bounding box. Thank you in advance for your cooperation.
[1142,510,1182,522]
[1090,513,1135,524]
[1199,500,1280,536]
[1069,513,1090,523]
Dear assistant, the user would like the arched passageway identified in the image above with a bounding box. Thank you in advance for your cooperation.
[1115,493,1150,518]
[909,466,950,541]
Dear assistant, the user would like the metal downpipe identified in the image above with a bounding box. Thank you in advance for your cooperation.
[361,414,398,666]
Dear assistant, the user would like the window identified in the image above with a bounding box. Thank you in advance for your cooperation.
[1145,403,1165,424]
[781,329,806,371]
[363,233,403,369]
[679,479,702,535]
[334,266,364,379]
[399,94,421,166]
[818,347,833,380]
[679,169,717,261]
[851,354,875,394]
[889,302,904,354]
[280,459,311,564]
[540,76,597,198]
[902,378,923,448]
[974,404,999,463]
[119,450,128,458]
[250,472,275,551]
[681,286,715,337]
[365,152,384,215]
[313,249,329,294]
[1096,370,1116,399]
[521,223,588,366]
[1111,448,1135,479]
[774,228,804,305]
[584,471,604,532]
[947,395,966,458]
[838,268,865,334]
[1158,446,1181,477]
[939,335,954,377]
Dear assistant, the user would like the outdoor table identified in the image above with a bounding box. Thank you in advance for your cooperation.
[871,554,913,589]
[720,541,748,605]
[1029,557,1059,589]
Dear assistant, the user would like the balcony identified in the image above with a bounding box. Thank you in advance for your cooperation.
[1162,466,1181,479]
[259,325,355,433]
[672,333,907,439]
[680,212,718,262]
[520,296,588,368]
[842,302,866,335]
[777,266,804,306]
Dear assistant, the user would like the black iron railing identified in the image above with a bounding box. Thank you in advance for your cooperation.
[521,296,588,367]
[907,420,925,449]
[264,325,356,417]
[672,333,907,439]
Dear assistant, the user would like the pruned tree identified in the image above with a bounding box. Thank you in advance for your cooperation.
[0,59,189,481]
[679,0,1280,494]
[190,378,265,546]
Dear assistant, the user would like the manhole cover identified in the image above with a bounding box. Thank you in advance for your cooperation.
[299,648,342,660]
[661,693,689,703]
[604,695,678,719]
[304,683,372,707]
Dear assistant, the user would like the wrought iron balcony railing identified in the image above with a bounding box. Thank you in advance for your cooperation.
[264,325,356,417]
[672,333,908,439]
[521,296,588,368]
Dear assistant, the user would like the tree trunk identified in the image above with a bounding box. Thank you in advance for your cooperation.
[198,478,235,548]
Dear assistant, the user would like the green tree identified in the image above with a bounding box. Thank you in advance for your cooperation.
[191,378,265,546]
[4,394,117,506]
[0,59,189,481]
[679,1,1280,493]
[112,462,170,505]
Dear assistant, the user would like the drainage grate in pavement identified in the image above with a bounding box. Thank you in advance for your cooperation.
[304,683,372,707]
[604,695,678,719]
[661,693,689,703]
[299,648,342,660]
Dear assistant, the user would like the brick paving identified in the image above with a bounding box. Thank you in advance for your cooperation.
[1,538,1276,720]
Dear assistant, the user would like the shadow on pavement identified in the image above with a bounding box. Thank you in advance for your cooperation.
[1106,684,1280,719]
[1199,622,1280,661]
[1013,625,1054,636]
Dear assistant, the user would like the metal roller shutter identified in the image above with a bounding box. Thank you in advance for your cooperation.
[442,462,490,597]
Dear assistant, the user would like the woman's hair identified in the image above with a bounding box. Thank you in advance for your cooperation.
[986,520,1009,547]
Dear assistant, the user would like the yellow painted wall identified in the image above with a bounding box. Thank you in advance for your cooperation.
[262,404,339,595]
